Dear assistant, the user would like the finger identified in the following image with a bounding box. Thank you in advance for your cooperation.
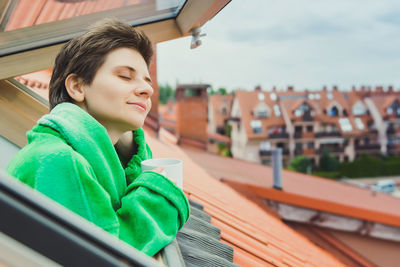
[152,167,164,174]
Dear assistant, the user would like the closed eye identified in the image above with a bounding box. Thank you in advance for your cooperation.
[118,75,131,81]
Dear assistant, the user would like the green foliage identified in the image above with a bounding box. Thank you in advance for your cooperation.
[288,156,312,173]
[339,154,383,178]
[217,87,227,95]
[319,150,339,172]
[225,124,232,138]
[312,171,341,180]
[159,83,175,104]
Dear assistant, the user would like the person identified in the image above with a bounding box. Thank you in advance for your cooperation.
[6,18,190,257]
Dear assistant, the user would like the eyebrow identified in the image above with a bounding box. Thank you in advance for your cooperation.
[115,65,152,85]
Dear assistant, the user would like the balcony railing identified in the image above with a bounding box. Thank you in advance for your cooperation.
[315,132,342,138]
[268,132,289,139]
[317,147,344,154]
[355,144,380,150]
[259,149,289,156]
[294,148,303,155]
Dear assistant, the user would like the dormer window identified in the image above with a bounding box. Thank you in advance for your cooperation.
[220,107,227,115]
[329,106,339,116]
[352,101,366,116]
[294,103,312,117]
[250,120,262,133]
[387,101,400,117]
[254,103,269,118]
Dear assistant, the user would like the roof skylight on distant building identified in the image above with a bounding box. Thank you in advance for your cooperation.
[273,104,281,117]
[339,118,353,132]
[258,93,265,101]
[270,93,277,101]
[355,118,365,130]
[315,93,321,100]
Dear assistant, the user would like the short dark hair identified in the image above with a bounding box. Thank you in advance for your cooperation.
[49,18,153,110]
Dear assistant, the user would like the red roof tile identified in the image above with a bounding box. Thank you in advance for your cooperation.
[146,134,345,266]
[183,148,400,228]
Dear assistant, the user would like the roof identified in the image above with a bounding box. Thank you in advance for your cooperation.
[150,132,345,266]
[209,94,233,129]
[234,90,286,139]
[182,147,400,228]
[370,95,399,117]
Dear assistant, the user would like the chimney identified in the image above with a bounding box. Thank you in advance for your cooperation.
[388,85,394,93]
[376,86,383,93]
[254,85,262,92]
[272,86,277,92]
[333,85,338,91]
[351,86,356,91]
[287,86,294,92]
[272,148,283,190]
[322,86,327,91]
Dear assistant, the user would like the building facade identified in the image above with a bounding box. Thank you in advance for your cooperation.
[229,86,400,166]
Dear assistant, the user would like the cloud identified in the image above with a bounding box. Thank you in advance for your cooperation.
[157,0,400,91]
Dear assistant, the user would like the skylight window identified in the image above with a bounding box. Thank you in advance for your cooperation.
[315,94,321,100]
[327,93,333,100]
[273,104,281,117]
[270,93,277,101]
[250,120,262,133]
[355,118,365,130]
[258,93,265,101]
[339,118,353,132]
[308,94,314,100]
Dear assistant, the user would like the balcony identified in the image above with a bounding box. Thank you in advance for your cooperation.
[294,148,303,155]
[317,147,344,154]
[355,144,380,150]
[386,128,396,135]
[268,132,289,139]
[387,144,400,151]
[315,132,342,138]
[303,148,315,155]
[303,113,314,122]
[259,149,289,157]
[294,132,302,139]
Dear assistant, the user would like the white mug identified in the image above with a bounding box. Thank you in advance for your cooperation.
[141,158,183,189]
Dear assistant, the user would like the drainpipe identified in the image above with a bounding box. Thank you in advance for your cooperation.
[272,148,283,190]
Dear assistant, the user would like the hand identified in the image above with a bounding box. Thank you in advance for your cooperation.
[152,167,165,175]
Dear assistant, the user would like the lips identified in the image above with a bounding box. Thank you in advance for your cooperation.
[128,102,146,112]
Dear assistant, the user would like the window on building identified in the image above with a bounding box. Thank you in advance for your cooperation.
[352,101,366,116]
[250,120,262,133]
[294,103,312,117]
[254,104,269,118]
[260,141,271,151]
[307,142,314,149]
[273,104,281,117]
[354,118,365,130]
[339,118,353,132]
[306,125,313,132]
[330,106,339,116]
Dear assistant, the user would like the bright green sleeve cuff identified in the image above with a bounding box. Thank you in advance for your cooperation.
[129,171,190,229]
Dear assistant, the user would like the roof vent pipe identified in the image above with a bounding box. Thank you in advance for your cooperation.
[272,148,283,190]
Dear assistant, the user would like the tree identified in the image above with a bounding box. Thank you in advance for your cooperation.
[319,150,339,172]
[159,83,175,104]
[288,156,312,173]
[217,87,227,95]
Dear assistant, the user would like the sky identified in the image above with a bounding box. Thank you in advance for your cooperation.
[157,0,400,92]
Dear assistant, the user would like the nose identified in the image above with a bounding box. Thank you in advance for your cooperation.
[135,81,154,98]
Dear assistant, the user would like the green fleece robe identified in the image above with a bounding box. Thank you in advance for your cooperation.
[7,103,190,256]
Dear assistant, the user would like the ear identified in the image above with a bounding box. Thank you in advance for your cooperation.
[65,74,85,103]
